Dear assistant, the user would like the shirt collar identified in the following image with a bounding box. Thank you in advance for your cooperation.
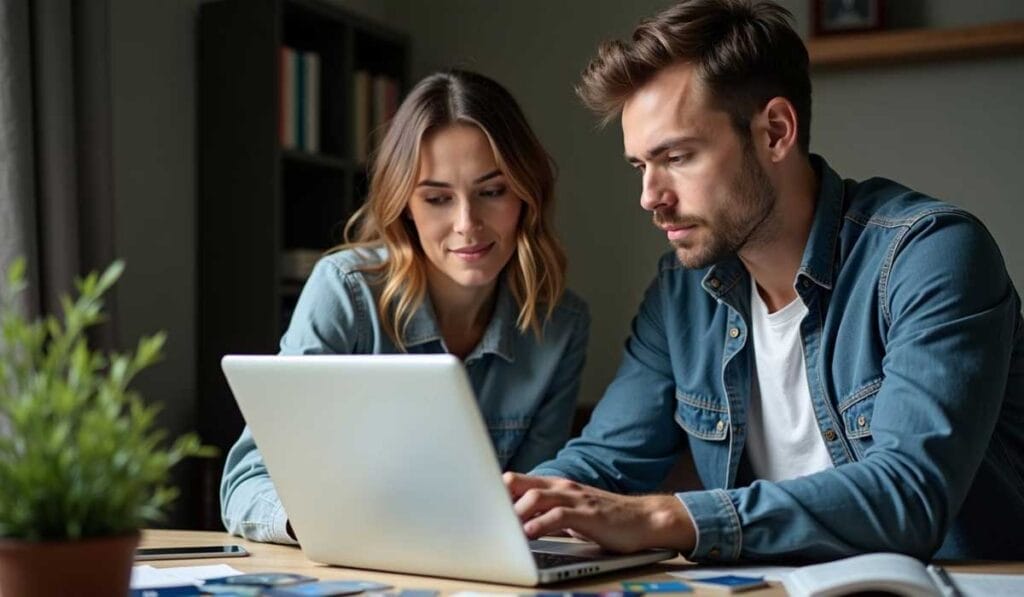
[402,280,517,363]
[797,154,844,291]
[702,153,845,299]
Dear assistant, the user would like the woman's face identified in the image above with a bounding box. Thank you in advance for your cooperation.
[407,124,523,294]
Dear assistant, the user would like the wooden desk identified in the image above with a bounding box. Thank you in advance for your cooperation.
[141,530,1024,596]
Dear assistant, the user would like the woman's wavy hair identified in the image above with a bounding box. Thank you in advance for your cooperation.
[334,70,567,350]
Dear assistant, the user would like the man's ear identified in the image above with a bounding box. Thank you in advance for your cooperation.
[760,96,799,162]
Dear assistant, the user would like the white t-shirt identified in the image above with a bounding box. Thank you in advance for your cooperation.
[745,276,833,482]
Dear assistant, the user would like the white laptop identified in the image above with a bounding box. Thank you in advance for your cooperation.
[221,354,675,586]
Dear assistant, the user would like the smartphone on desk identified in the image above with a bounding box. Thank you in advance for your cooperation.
[135,544,249,561]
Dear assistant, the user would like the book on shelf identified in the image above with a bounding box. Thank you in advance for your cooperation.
[304,52,320,153]
[278,45,320,153]
[279,46,296,149]
[295,47,305,150]
[353,70,370,163]
[353,69,399,164]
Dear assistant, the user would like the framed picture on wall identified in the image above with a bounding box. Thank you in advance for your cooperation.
[812,0,886,36]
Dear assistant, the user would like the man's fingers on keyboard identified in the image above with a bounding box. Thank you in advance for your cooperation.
[503,472,557,498]
[513,488,573,520]
[523,505,586,539]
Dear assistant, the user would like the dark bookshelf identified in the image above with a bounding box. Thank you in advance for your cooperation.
[197,0,408,529]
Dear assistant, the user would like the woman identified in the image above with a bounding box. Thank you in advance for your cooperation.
[220,70,590,544]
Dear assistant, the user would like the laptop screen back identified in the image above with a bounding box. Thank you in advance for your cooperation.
[221,354,539,584]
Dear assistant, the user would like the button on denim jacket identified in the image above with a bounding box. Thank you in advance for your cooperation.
[221,247,590,544]
[533,156,1024,562]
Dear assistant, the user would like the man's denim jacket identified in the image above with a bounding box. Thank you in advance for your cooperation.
[533,156,1024,562]
[221,247,590,544]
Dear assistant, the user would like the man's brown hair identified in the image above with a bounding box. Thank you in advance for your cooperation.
[577,0,812,153]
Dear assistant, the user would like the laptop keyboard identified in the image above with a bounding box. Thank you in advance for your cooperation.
[531,551,596,569]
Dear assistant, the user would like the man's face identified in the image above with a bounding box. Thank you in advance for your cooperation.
[622,63,777,269]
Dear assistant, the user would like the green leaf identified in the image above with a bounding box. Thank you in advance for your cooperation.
[96,260,125,295]
[4,257,26,297]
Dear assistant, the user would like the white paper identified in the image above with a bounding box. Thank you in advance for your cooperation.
[130,564,243,589]
[668,565,797,582]
[131,566,191,589]
[950,573,1024,597]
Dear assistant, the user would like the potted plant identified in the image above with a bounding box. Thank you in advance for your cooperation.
[0,258,213,595]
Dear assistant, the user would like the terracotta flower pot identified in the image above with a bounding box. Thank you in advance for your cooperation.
[0,531,140,596]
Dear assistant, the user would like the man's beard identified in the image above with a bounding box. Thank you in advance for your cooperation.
[654,144,777,269]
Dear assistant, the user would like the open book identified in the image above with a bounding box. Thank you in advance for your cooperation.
[781,553,959,597]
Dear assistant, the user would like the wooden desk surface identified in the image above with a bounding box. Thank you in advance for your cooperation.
[141,529,1024,596]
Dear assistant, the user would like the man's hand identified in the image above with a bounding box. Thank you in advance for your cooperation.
[503,472,696,554]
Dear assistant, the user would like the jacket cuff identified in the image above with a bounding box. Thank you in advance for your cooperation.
[529,467,566,478]
[272,502,300,545]
[677,489,741,561]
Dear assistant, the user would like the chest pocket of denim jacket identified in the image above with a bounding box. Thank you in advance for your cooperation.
[674,389,729,441]
[838,378,882,459]
[485,417,532,466]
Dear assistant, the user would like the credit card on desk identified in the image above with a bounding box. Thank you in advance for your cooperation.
[265,580,395,596]
[201,584,263,596]
[205,572,318,587]
[686,575,767,593]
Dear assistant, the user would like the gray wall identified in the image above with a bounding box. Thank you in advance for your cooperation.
[110,0,199,446]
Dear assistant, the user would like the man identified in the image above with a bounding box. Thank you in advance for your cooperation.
[504,0,1024,561]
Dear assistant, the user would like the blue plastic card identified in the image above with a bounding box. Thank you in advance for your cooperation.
[201,584,263,596]
[687,575,767,593]
[621,581,692,593]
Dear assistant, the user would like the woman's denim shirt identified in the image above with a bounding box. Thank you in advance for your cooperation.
[534,156,1024,562]
[221,247,590,544]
